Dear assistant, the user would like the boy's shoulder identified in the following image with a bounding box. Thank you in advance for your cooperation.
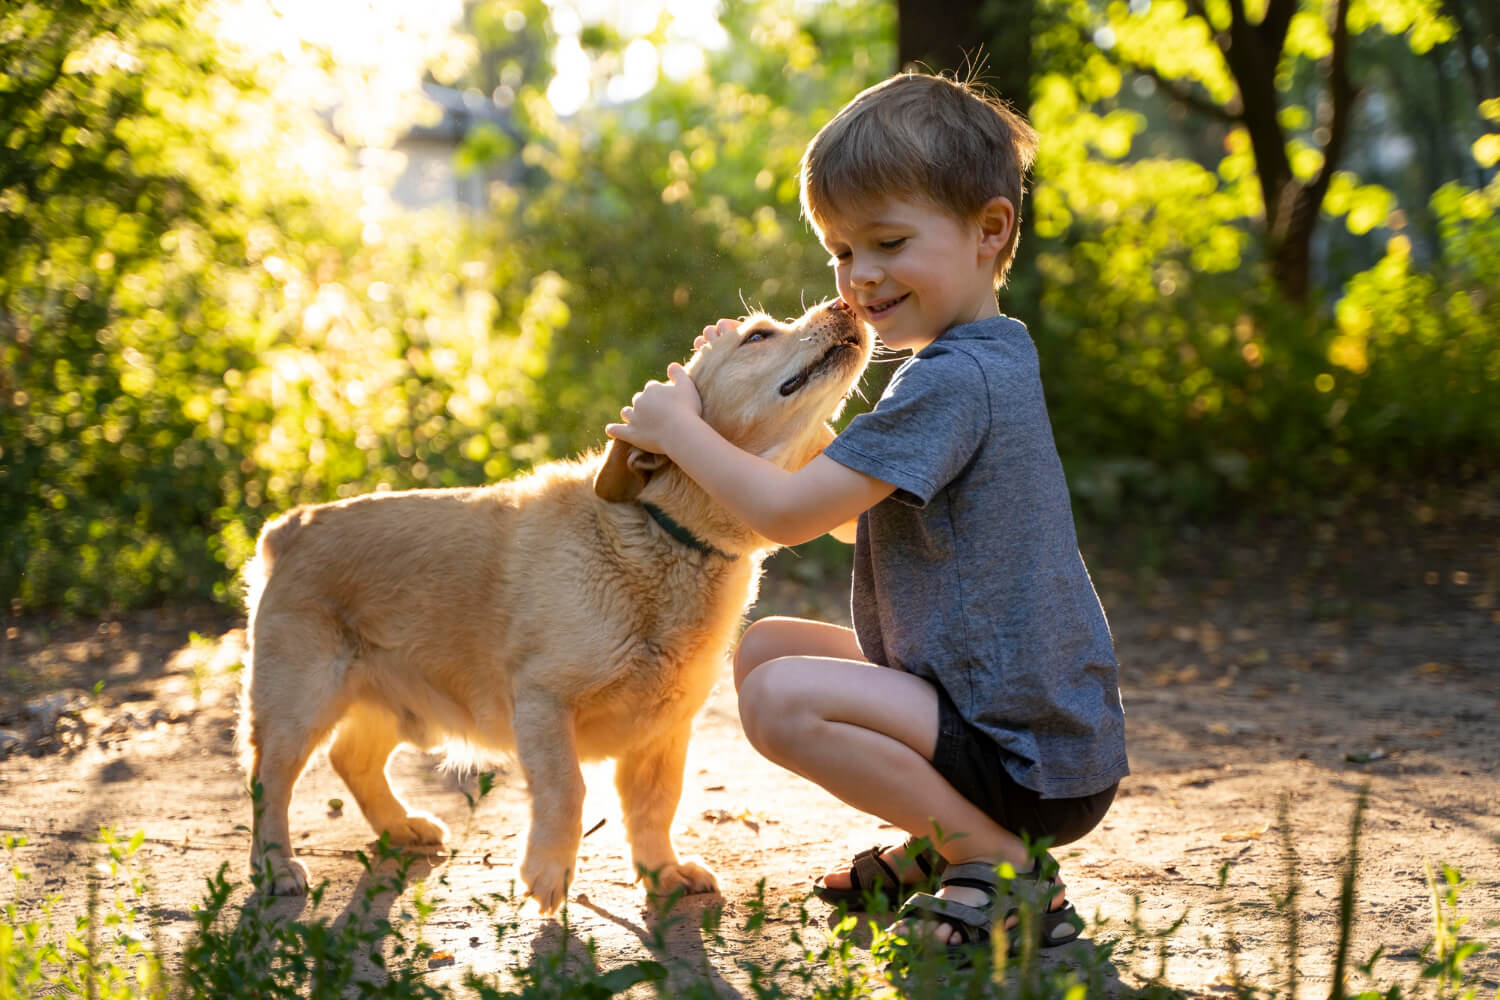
[913,315,1038,380]
[928,313,1030,345]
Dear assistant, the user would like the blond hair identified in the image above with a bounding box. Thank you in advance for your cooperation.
[799,71,1039,286]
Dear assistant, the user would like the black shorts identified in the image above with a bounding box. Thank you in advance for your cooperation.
[932,687,1117,847]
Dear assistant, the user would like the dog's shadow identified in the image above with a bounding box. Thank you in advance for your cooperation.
[569,890,746,999]
[222,844,436,989]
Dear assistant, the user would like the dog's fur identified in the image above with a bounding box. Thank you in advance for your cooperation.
[238,299,870,910]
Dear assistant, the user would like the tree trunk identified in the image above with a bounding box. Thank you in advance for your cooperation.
[896,0,1039,313]
[896,0,1031,112]
[1205,0,1353,303]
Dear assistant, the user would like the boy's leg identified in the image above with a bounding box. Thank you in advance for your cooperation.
[732,616,863,692]
[736,619,934,892]
[738,656,1064,945]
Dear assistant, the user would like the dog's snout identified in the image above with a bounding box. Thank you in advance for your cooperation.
[829,298,853,314]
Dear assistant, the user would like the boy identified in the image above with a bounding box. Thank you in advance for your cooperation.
[605,71,1127,962]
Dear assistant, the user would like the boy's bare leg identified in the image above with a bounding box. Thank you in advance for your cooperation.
[732,616,866,692]
[737,620,953,896]
[737,646,1065,946]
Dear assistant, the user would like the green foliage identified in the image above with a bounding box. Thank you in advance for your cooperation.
[1022,53,1500,516]
[1327,170,1500,469]
[1,0,1497,613]
[0,0,894,614]
[456,0,896,455]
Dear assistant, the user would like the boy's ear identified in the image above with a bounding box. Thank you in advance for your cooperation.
[594,439,671,502]
[976,196,1016,259]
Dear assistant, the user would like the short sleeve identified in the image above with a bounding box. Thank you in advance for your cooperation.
[822,346,989,507]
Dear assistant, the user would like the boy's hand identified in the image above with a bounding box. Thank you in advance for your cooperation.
[605,363,702,456]
[694,318,740,350]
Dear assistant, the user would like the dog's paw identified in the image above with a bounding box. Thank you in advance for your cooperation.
[263,857,310,896]
[642,859,718,899]
[521,857,572,915]
[384,811,449,848]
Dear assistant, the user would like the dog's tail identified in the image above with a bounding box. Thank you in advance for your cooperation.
[241,506,310,612]
[238,507,312,776]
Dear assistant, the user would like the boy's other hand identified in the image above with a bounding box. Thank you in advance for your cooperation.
[694,318,740,350]
[605,363,702,456]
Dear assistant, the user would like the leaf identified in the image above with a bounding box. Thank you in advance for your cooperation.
[1344,749,1388,763]
[1473,133,1500,169]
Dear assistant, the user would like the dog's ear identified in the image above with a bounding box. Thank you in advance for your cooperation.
[594,439,671,502]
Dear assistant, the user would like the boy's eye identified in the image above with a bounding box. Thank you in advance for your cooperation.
[879,238,906,250]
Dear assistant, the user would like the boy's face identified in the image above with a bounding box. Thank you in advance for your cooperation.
[816,196,1008,353]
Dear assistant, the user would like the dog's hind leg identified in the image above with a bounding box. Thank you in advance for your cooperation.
[328,702,448,849]
[243,619,351,896]
[615,722,718,900]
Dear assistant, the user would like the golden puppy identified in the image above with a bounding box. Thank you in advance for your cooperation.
[238,298,870,910]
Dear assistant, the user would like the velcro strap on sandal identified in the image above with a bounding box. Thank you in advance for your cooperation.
[940,861,1001,890]
[851,846,898,891]
[896,892,992,945]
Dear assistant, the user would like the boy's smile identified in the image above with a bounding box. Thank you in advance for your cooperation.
[816,196,1012,353]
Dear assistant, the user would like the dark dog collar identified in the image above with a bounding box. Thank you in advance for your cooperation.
[641,502,738,561]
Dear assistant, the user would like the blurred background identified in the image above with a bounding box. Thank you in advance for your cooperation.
[1,0,1496,614]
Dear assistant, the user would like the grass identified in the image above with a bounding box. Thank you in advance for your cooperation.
[0,791,1493,1000]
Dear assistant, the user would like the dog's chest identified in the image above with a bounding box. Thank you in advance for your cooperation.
[568,560,757,755]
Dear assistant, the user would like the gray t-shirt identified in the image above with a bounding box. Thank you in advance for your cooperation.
[822,315,1128,799]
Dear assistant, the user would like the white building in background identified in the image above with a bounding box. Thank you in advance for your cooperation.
[384,82,513,212]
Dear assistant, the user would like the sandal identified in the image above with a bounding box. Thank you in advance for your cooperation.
[811,837,946,909]
[887,852,1082,968]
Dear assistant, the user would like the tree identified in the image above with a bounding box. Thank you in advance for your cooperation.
[1057,0,1457,302]
[896,0,1032,111]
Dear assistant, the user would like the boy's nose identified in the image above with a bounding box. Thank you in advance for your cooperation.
[849,257,880,286]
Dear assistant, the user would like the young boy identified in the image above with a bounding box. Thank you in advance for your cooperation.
[605,71,1127,961]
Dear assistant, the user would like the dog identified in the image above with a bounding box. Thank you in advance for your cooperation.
[238,298,870,911]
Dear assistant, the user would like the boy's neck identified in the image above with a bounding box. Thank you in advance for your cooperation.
[908,296,1001,352]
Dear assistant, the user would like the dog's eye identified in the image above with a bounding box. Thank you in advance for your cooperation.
[743,328,773,343]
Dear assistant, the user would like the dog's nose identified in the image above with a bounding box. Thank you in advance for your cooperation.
[829,298,853,314]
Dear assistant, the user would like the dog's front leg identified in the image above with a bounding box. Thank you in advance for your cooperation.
[614,722,717,901]
[512,687,585,914]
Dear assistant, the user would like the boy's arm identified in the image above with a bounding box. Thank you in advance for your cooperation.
[605,364,892,547]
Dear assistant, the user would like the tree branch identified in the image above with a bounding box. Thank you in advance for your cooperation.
[1124,59,1241,122]
[1257,0,1298,70]
[1309,0,1356,205]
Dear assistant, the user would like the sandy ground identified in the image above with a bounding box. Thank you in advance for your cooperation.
[2,499,1497,997]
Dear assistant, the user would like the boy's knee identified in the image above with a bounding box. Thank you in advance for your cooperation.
[732,620,776,692]
[736,662,804,759]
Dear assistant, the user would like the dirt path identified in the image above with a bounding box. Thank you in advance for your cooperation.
[2,508,1497,997]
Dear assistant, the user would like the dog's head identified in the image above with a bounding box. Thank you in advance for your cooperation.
[595,299,871,502]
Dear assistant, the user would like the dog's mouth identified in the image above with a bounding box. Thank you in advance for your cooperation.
[777,334,863,397]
